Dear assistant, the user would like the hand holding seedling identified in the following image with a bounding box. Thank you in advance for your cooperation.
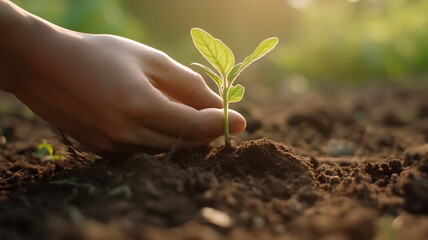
[191,28,278,144]
[0,1,246,155]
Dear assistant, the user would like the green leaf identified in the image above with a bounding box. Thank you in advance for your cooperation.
[35,140,53,159]
[227,63,243,82]
[242,37,278,69]
[227,37,278,82]
[191,63,223,87]
[228,84,245,103]
[191,28,234,78]
[53,152,62,161]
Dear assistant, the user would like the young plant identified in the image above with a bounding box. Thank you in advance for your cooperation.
[190,28,278,145]
[35,140,62,161]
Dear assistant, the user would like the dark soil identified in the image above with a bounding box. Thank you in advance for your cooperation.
[1,83,428,240]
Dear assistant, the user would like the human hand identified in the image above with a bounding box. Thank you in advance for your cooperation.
[0,4,246,155]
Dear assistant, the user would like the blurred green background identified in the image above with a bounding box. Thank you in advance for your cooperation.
[11,0,428,91]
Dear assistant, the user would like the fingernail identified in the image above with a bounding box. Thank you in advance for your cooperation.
[229,114,247,133]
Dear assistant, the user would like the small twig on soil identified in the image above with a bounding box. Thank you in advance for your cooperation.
[164,121,197,162]
[68,206,85,225]
[54,128,90,165]
[107,185,132,199]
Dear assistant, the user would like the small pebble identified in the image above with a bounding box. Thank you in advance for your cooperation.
[200,207,232,228]
[324,139,355,157]
[330,176,341,184]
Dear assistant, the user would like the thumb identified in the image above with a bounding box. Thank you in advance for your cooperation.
[147,53,222,109]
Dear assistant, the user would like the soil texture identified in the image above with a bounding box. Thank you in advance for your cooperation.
[1,83,428,240]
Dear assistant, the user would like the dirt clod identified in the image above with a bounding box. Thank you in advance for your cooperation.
[1,85,428,239]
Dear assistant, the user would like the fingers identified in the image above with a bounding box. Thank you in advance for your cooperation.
[146,52,223,110]
[142,95,246,140]
[80,126,215,156]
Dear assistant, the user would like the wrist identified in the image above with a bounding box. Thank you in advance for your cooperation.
[0,1,78,94]
[0,1,34,92]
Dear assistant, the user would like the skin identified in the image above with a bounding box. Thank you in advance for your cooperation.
[0,0,246,156]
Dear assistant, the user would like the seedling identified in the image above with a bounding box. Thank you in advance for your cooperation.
[191,28,278,145]
[35,140,62,161]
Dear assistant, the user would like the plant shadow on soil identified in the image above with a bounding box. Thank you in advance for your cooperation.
[1,84,428,240]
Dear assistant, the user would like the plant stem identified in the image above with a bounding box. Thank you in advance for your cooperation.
[223,90,230,145]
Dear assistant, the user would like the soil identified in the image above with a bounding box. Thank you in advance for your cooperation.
[1,83,428,240]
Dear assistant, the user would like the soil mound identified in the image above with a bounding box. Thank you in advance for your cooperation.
[401,144,428,214]
[206,138,313,182]
[2,85,428,240]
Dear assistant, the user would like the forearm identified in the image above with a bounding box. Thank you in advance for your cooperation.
[0,0,31,90]
[0,0,80,93]
[0,0,29,26]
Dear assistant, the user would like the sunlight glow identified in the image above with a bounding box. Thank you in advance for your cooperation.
[287,0,312,9]
[289,74,308,94]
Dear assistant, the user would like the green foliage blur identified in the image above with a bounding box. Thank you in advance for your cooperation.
[12,0,428,86]
[11,0,144,40]
[277,0,428,84]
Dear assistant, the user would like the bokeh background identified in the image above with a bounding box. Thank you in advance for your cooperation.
[11,0,428,93]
